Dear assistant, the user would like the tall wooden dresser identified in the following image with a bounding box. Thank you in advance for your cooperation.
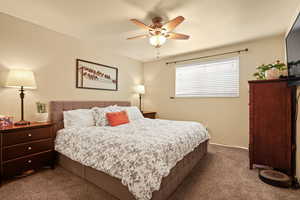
[0,122,54,184]
[248,79,296,176]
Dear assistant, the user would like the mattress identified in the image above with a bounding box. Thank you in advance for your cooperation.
[55,118,209,200]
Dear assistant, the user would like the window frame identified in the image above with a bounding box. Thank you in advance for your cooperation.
[175,57,240,98]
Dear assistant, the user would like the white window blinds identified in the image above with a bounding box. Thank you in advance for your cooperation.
[175,57,239,97]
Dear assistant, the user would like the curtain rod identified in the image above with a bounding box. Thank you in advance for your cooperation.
[166,48,249,65]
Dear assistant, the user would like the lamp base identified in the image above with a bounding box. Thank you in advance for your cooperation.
[14,120,31,126]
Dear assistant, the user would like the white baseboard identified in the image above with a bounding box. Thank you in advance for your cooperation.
[209,142,248,150]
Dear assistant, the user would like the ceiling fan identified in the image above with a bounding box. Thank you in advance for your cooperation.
[127,16,190,48]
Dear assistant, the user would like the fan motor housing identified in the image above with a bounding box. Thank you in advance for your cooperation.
[152,17,163,24]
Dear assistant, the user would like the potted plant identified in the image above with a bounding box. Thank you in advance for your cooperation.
[253,60,288,80]
[35,102,48,122]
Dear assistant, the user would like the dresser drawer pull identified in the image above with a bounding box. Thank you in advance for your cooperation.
[28,160,32,164]
[28,133,32,137]
[28,146,32,150]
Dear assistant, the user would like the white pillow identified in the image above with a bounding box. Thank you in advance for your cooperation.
[118,106,144,121]
[92,105,122,126]
[63,109,94,128]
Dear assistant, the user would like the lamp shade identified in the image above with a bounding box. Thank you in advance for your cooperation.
[6,69,37,89]
[135,85,145,94]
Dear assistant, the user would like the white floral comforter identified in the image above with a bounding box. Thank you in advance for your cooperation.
[55,119,209,200]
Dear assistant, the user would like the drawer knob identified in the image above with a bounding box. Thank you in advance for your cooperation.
[28,146,32,150]
[28,160,32,163]
[28,133,32,137]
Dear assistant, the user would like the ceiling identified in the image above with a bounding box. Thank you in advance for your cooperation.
[0,0,299,62]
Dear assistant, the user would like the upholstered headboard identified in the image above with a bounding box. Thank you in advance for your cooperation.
[49,101,131,134]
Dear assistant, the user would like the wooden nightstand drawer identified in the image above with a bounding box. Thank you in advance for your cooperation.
[3,126,51,146]
[143,112,156,119]
[3,139,53,161]
[2,151,53,178]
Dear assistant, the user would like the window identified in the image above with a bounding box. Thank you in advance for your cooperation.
[175,57,239,97]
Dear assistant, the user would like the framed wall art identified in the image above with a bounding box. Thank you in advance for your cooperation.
[76,59,118,91]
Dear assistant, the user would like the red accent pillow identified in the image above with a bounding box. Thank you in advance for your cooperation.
[106,111,129,127]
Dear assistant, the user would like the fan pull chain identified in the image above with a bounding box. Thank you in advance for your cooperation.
[156,48,160,59]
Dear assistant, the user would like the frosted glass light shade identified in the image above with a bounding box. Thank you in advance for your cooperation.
[6,69,37,89]
[149,35,166,47]
[135,85,145,94]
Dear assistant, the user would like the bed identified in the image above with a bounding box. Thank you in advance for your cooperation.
[49,101,209,200]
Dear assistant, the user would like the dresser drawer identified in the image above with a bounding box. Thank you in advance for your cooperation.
[3,139,53,161]
[2,151,53,178]
[3,126,52,146]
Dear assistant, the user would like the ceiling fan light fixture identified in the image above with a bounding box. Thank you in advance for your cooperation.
[128,16,189,48]
[149,35,166,47]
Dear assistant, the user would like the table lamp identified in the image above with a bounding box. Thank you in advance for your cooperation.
[135,85,145,111]
[5,69,37,125]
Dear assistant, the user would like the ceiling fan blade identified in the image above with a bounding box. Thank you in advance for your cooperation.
[127,34,148,40]
[163,16,185,31]
[130,19,152,30]
[167,32,190,40]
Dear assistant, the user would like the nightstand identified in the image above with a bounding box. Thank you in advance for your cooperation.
[142,111,157,119]
[0,122,54,183]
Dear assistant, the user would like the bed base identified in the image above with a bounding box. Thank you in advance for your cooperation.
[57,140,208,200]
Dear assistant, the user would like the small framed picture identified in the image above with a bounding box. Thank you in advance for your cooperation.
[76,59,118,91]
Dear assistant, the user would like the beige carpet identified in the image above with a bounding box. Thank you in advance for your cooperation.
[0,144,299,200]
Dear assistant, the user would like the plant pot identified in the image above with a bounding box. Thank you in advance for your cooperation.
[35,113,48,122]
[280,69,288,77]
[265,68,280,80]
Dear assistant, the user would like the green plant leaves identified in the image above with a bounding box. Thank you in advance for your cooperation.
[253,61,287,80]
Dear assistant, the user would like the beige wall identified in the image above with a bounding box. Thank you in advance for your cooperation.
[0,13,143,121]
[143,35,285,148]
